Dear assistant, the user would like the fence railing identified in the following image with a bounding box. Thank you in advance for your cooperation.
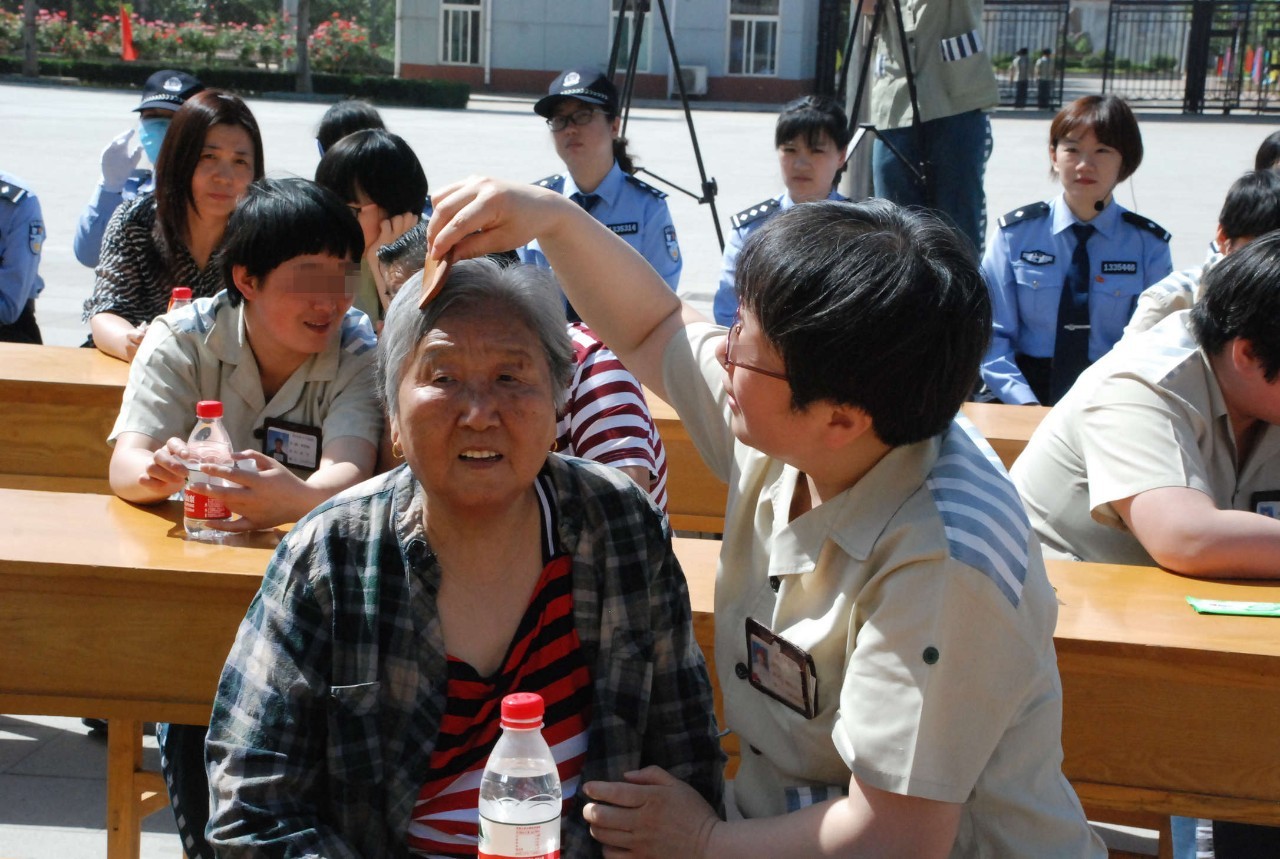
[983,0,1071,109]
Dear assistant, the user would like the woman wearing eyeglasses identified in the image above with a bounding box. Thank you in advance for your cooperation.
[519,67,682,320]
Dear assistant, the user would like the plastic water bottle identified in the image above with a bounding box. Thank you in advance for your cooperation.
[168,286,192,313]
[183,400,233,541]
[478,692,562,859]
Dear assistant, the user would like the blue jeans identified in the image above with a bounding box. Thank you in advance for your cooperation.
[873,109,991,258]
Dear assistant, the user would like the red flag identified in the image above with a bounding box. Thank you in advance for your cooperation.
[120,5,137,61]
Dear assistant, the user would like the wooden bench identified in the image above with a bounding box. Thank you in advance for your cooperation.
[0,342,125,493]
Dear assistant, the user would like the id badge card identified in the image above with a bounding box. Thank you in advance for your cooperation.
[1252,491,1280,520]
[745,617,819,719]
[262,418,321,472]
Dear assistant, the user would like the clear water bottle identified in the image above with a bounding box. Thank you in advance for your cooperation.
[168,286,192,313]
[183,400,233,542]
[478,692,562,859]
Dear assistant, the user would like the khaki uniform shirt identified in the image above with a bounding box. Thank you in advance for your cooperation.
[663,323,1104,858]
[1012,311,1280,564]
[870,0,999,129]
[111,292,382,458]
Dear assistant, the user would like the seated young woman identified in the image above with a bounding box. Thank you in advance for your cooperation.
[205,257,724,858]
[85,89,264,361]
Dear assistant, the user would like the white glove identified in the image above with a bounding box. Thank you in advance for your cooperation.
[101,129,143,193]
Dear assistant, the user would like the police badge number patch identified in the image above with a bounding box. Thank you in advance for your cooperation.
[664,225,680,262]
[1020,250,1054,265]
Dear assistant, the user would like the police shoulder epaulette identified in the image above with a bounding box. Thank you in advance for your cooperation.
[997,201,1049,229]
[731,197,781,230]
[624,173,667,199]
[1122,211,1171,242]
[534,174,564,190]
[0,179,30,205]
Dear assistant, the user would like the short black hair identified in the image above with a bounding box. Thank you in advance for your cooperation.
[376,220,429,291]
[1192,231,1280,381]
[314,128,428,217]
[1219,169,1280,241]
[220,178,364,306]
[1255,130,1280,171]
[775,94,851,151]
[736,199,990,447]
[316,99,386,153]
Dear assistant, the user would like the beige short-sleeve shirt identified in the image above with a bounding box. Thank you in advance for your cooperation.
[663,323,1103,858]
[1013,311,1280,564]
[110,292,382,457]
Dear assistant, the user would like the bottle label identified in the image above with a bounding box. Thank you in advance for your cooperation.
[184,472,230,521]
[477,815,560,859]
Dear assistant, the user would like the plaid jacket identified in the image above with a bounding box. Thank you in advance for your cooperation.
[206,455,724,858]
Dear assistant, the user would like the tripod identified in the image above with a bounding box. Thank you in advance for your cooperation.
[838,0,929,206]
[607,0,726,253]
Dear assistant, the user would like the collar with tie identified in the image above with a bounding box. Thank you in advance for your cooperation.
[571,191,600,214]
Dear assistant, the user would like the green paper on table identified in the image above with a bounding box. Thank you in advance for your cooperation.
[1185,596,1280,617]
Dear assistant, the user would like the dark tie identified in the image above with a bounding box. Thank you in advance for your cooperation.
[571,192,600,214]
[1049,222,1095,404]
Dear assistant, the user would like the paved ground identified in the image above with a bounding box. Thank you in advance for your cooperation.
[0,79,1275,348]
[0,77,1273,857]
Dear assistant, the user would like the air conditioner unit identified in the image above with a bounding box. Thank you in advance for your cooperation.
[679,65,708,96]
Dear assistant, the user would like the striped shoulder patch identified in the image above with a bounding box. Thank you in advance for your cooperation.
[731,197,780,230]
[998,201,1049,229]
[339,308,379,356]
[925,418,1030,607]
[1121,211,1171,242]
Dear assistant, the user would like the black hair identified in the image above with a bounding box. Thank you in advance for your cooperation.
[1219,169,1280,241]
[220,177,364,306]
[736,199,990,447]
[1191,231,1280,381]
[314,129,428,218]
[1255,130,1280,171]
[1050,95,1144,182]
[376,220,429,292]
[316,99,386,153]
[775,94,852,151]
[153,89,264,272]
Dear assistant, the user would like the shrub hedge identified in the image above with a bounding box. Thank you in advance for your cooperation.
[0,56,469,108]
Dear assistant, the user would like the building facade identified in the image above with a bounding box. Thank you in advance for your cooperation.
[397,0,825,104]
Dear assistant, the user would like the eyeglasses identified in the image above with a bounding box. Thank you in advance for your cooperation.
[723,313,788,381]
[546,108,603,132]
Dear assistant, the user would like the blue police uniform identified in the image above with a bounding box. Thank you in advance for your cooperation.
[0,171,46,344]
[74,168,153,268]
[981,194,1172,405]
[712,189,847,326]
[519,161,681,292]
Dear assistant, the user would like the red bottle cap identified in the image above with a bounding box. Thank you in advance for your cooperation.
[171,286,192,300]
[195,400,223,419]
[500,692,545,729]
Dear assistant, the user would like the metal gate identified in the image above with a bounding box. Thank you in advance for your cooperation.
[982,0,1072,109]
[1104,0,1280,113]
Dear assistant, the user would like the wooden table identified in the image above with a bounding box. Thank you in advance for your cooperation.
[960,401,1050,468]
[1049,559,1280,843]
[0,488,279,859]
[0,342,127,492]
[7,485,1277,859]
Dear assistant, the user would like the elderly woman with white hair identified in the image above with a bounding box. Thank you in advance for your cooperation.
[205,257,723,858]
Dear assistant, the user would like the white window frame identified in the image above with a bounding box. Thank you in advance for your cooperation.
[611,1,653,73]
[440,0,482,66]
[727,0,780,77]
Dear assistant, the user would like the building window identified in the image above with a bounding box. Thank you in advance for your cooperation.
[728,0,779,76]
[441,0,481,66]
[611,0,652,73]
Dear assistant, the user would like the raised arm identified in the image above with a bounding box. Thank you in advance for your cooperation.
[429,177,705,401]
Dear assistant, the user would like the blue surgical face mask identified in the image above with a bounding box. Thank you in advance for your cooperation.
[139,117,171,165]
